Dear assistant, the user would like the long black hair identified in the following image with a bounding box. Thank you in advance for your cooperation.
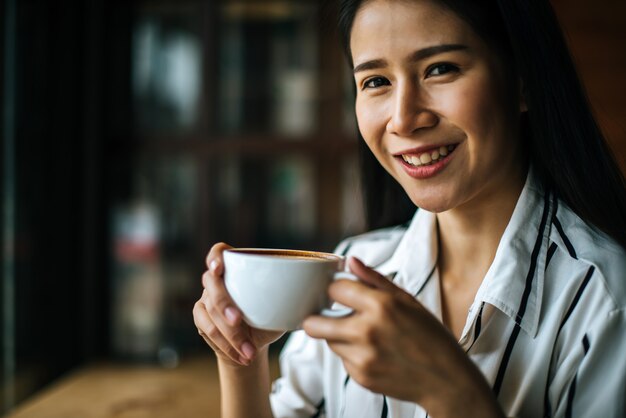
[339,0,626,249]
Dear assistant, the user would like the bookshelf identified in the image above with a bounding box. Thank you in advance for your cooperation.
[106,0,364,360]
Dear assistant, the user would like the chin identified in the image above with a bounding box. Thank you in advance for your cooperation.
[405,189,456,214]
[390,165,465,213]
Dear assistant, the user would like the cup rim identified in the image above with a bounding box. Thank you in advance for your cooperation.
[224,248,342,262]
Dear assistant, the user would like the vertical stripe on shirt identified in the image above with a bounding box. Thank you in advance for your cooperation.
[414,262,437,298]
[543,266,594,417]
[340,242,353,257]
[553,217,577,259]
[466,302,486,353]
[565,334,591,418]
[381,395,388,418]
[474,301,485,342]
[311,398,325,418]
[546,242,558,269]
[551,198,577,260]
[551,196,577,260]
[543,375,553,418]
[493,191,551,396]
[469,301,486,351]
[559,266,595,332]
[581,334,589,354]
[565,375,577,418]
[340,374,350,418]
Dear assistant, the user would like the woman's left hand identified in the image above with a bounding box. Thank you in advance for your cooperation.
[302,257,502,417]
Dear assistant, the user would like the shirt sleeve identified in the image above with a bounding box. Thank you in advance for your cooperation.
[549,308,626,417]
[269,330,327,418]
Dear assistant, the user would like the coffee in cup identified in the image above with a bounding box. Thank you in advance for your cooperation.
[223,248,354,331]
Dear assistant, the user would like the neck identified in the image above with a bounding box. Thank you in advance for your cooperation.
[436,167,528,285]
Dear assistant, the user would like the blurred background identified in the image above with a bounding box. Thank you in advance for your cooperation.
[0,0,624,416]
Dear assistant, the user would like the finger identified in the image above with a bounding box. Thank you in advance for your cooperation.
[202,282,257,361]
[327,279,387,312]
[302,314,356,342]
[202,271,242,327]
[325,341,371,373]
[197,323,242,363]
[325,340,355,360]
[193,300,249,365]
[201,269,237,317]
[208,306,257,362]
[203,257,257,361]
[204,242,233,276]
[348,257,396,291]
[202,270,211,289]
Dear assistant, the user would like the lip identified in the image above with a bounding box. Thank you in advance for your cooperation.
[394,143,458,179]
[392,143,457,157]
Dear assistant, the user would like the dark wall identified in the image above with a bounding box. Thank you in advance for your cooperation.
[7,0,109,406]
[553,0,626,170]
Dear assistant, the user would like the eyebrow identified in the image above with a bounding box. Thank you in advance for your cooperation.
[352,43,469,74]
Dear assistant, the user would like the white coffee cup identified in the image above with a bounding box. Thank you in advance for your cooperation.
[223,248,355,331]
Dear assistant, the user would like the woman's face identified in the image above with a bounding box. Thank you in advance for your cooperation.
[351,0,526,213]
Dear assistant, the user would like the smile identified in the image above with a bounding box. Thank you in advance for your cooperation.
[401,144,457,167]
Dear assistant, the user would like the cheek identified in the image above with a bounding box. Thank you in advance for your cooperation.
[355,99,387,148]
[441,80,508,148]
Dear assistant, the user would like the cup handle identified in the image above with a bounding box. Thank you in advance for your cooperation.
[319,271,357,318]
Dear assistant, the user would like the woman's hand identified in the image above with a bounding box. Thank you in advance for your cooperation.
[193,243,284,367]
[302,257,502,418]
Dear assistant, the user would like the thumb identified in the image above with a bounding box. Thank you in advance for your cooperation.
[347,257,396,291]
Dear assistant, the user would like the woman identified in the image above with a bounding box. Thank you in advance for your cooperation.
[193,0,626,416]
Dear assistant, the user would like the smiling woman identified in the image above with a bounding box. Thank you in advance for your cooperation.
[351,0,526,216]
[193,1,626,417]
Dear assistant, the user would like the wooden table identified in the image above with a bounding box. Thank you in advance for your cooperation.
[5,356,280,418]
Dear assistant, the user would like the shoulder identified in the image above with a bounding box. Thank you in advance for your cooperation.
[550,198,626,310]
[334,223,409,266]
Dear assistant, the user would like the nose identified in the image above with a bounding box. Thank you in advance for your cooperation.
[386,81,438,136]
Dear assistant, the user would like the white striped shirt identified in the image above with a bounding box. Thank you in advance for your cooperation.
[269,171,626,418]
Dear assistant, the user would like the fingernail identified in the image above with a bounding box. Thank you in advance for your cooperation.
[347,256,359,271]
[209,259,220,273]
[224,307,239,324]
[241,342,256,360]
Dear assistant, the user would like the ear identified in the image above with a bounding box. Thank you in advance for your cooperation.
[519,79,528,112]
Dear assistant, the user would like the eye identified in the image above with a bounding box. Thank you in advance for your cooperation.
[362,76,391,90]
[426,63,459,78]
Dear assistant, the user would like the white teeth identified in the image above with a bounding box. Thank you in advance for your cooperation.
[402,144,456,167]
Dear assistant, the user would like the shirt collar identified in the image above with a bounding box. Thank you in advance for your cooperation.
[378,168,553,337]
[478,169,553,337]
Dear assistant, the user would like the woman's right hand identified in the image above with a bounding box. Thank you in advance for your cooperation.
[193,243,285,367]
